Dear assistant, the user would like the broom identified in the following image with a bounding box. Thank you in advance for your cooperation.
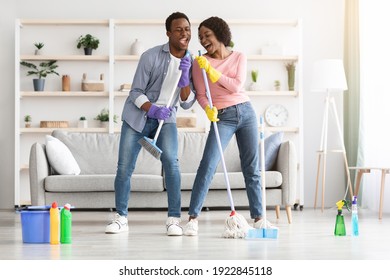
[197,51,252,239]
[246,116,279,239]
[138,72,181,160]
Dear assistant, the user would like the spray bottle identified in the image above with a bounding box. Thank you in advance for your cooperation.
[50,201,60,245]
[60,203,72,244]
[334,200,347,236]
[351,196,359,236]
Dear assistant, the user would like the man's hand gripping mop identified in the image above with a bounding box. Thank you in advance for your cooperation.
[198,52,252,239]
[138,72,181,160]
[246,116,279,239]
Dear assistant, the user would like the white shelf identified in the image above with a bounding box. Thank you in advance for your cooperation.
[15,17,304,207]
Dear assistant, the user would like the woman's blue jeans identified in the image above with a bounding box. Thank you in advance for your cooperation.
[115,120,181,218]
[188,102,263,219]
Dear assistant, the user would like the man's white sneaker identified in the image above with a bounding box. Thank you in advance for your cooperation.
[166,217,183,236]
[105,213,128,234]
[253,218,277,229]
[183,219,198,236]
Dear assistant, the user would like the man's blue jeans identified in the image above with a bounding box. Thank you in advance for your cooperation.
[188,102,263,219]
[115,119,181,217]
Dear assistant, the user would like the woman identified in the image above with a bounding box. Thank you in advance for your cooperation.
[183,16,274,236]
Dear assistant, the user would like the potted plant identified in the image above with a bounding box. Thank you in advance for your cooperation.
[20,60,59,91]
[227,40,234,51]
[77,34,100,55]
[285,62,296,91]
[95,108,118,128]
[34,42,44,55]
[78,116,88,128]
[24,115,32,128]
[248,69,261,91]
[274,80,281,91]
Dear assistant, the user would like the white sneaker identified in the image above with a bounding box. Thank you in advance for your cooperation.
[253,218,277,229]
[105,213,128,234]
[166,217,183,236]
[183,219,198,236]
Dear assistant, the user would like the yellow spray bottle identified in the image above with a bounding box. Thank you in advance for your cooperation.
[334,200,347,236]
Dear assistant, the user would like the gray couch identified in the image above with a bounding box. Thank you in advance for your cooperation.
[29,130,297,223]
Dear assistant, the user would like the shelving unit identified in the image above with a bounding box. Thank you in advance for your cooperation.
[15,18,303,207]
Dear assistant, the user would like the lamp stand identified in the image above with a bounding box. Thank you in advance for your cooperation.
[314,91,354,212]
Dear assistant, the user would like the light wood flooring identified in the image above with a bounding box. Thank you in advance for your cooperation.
[1,207,390,260]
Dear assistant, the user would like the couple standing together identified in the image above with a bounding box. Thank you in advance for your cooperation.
[106,12,272,236]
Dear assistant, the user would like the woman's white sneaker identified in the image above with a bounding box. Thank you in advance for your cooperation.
[183,219,198,236]
[166,217,183,236]
[105,213,128,234]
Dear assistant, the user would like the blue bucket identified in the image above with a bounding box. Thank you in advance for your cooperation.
[20,206,50,243]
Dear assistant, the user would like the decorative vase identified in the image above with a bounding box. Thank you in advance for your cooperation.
[287,69,295,91]
[78,120,88,128]
[130,39,143,55]
[248,82,261,91]
[33,79,45,91]
[62,75,71,91]
[100,121,109,128]
[25,122,31,128]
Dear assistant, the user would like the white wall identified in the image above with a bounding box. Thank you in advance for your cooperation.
[0,0,345,209]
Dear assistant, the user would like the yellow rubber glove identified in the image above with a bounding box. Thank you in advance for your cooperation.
[195,56,221,83]
[205,105,219,122]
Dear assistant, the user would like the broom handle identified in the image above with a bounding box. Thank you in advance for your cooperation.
[199,52,235,212]
[260,116,267,223]
[153,70,182,141]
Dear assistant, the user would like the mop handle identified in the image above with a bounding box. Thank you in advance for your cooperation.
[152,65,183,141]
[199,51,235,212]
[260,116,267,222]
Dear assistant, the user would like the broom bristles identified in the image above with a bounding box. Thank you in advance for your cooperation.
[138,137,162,160]
[222,211,253,239]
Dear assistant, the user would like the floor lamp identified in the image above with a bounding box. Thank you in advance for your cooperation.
[311,59,354,212]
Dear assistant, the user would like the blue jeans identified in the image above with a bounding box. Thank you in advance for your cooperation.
[188,102,263,219]
[115,120,181,217]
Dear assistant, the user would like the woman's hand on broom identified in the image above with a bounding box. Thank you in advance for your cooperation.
[147,104,172,121]
[205,105,219,122]
[195,56,221,83]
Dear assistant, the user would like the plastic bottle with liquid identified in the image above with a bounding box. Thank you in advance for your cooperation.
[50,201,60,245]
[334,200,346,236]
[351,196,359,236]
[60,203,72,244]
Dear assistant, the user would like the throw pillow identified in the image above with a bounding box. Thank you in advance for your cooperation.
[45,135,81,175]
[260,132,283,171]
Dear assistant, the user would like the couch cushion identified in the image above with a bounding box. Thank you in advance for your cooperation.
[260,132,283,171]
[52,130,162,175]
[45,174,164,192]
[45,135,81,175]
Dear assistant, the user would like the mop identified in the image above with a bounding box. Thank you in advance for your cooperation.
[197,52,252,239]
[138,72,181,160]
[246,116,279,239]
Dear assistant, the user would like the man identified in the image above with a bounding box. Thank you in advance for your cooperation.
[105,12,195,236]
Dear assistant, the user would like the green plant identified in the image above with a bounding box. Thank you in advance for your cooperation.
[79,116,86,121]
[95,108,118,123]
[77,34,100,50]
[285,61,296,72]
[228,40,234,48]
[24,115,32,122]
[20,60,59,79]
[274,80,281,87]
[34,42,44,50]
[251,70,259,83]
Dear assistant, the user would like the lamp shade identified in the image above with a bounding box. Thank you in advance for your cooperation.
[311,59,348,93]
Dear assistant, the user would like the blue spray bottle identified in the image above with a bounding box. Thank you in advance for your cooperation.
[351,196,359,236]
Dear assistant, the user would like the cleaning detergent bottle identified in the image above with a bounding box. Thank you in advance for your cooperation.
[50,201,60,244]
[60,203,72,244]
[351,196,359,236]
[334,200,346,236]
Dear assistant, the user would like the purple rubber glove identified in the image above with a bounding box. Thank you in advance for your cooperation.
[178,55,191,88]
[147,104,172,121]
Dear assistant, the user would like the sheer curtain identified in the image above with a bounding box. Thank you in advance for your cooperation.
[359,0,390,212]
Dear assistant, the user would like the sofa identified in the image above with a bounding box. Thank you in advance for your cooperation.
[29,129,297,223]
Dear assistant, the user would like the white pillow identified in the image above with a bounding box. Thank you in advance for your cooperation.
[45,135,81,175]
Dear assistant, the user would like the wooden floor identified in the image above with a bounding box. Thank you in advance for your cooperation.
[1,207,390,260]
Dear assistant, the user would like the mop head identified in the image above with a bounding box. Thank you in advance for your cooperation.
[138,136,162,160]
[222,211,254,239]
[246,220,279,239]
